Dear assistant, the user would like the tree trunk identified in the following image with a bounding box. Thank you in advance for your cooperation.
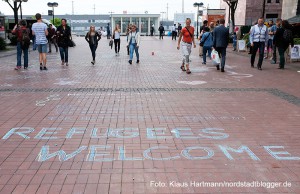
[262,0,266,19]
[231,4,235,32]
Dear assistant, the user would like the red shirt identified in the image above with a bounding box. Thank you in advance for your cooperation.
[181,26,194,43]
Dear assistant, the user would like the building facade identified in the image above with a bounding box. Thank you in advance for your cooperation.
[282,0,300,20]
[111,14,160,35]
[220,0,283,26]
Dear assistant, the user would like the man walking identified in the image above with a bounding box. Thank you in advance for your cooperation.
[171,24,177,40]
[199,20,208,57]
[213,19,229,72]
[270,18,282,64]
[177,23,182,37]
[32,13,49,70]
[47,24,58,53]
[250,17,269,70]
[158,24,165,40]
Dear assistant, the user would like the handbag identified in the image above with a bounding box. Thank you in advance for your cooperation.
[200,33,210,47]
[109,39,113,49]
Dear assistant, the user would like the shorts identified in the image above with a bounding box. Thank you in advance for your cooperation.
[37,44,48,53]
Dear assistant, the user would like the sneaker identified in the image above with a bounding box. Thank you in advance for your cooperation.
[128,60,132,65]
[40,66,43,70]
[43,66,48,70]
[24,67,28,70]
[264,56,268,59]
[14,66,21,70]
[66,63,69,66]
[91,61,95,65]
[202,62,206,65]
[271,60,276,64]
[61,61,64,66]
[136,60,140,64]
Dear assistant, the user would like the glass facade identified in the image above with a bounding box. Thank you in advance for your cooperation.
[122,17,130,33]
[140,18,149,34]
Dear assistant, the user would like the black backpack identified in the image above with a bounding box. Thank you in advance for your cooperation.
[21,29,30,49]
[283,29,293,44]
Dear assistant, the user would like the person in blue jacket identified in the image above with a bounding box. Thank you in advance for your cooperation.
[200,27,213,65]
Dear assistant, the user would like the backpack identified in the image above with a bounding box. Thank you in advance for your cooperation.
[21,29,30,49]
[283,29,293,44]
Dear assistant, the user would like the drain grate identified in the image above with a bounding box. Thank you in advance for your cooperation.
[0,87,299,106]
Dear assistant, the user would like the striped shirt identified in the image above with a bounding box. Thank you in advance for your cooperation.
[32,22,48,45]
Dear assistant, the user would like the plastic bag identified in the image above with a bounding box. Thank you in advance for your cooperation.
[211,49,220,65]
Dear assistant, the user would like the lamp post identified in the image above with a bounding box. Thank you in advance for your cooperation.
[160,12,166,25]
[193,2,203,38]
[47,2,58,25]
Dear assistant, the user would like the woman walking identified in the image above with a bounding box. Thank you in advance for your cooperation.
[127,25,140,65]
[200,27,213,65]
[85,25,101,65]
[57,19,71,66]
[112,24,121,56]
[177,18,196,74]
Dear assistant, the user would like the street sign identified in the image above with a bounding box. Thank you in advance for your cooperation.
[198,10,203,16]
[48,10,53,16]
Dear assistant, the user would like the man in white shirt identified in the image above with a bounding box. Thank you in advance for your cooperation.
[171,24,177,40]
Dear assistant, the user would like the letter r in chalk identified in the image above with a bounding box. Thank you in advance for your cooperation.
[2,127,34,139]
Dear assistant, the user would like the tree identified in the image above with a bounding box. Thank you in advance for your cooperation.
[2,0,28,24]
[224,0,238,32]
[262,0,266,18]
[51,18,61,27]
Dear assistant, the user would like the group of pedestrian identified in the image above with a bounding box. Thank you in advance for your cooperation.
[13,13,72,71]
[250,17,294,70]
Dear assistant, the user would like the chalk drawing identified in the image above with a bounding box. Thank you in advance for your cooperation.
[177,81,207,85]
[143,146,181,160]
[37,145,87,162]
[181,147,214,160]
[227,71,253,79]
[218,145,260,161]
[118,146,143,161]
[0,83,13,87]
[87,145,115,162]
[263,146,300,160]
[54,78,81,86]
[36,94,60,106]
[34,128,62,139]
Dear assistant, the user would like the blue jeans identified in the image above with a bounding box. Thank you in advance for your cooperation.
[59,47,69,62]
[17,42,28,67]
[89,44,98,61]
[251,42,265,67]
[278,47,288,68]
[203,46,212,63]
[129,43,139,61]
[32,36,37,50]
[215,47,227,69]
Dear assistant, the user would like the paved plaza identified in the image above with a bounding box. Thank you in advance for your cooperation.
[0,36,299,193]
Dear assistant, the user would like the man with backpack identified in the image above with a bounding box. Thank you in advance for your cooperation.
[158,24,165,40]
[273,20,294,69]
[12,20,30,70]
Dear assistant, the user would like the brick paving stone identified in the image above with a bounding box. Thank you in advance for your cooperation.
[0,36,299,193]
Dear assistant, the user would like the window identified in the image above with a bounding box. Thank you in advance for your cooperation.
[276,0,279,3]
[267,0,271,3]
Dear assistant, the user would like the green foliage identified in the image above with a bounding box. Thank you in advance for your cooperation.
[50,18,61,27]
[242,33,250,45]
[294,38,300,45]
[0,37,7,50]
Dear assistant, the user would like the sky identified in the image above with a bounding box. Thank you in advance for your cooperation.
[0,0,220,19]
